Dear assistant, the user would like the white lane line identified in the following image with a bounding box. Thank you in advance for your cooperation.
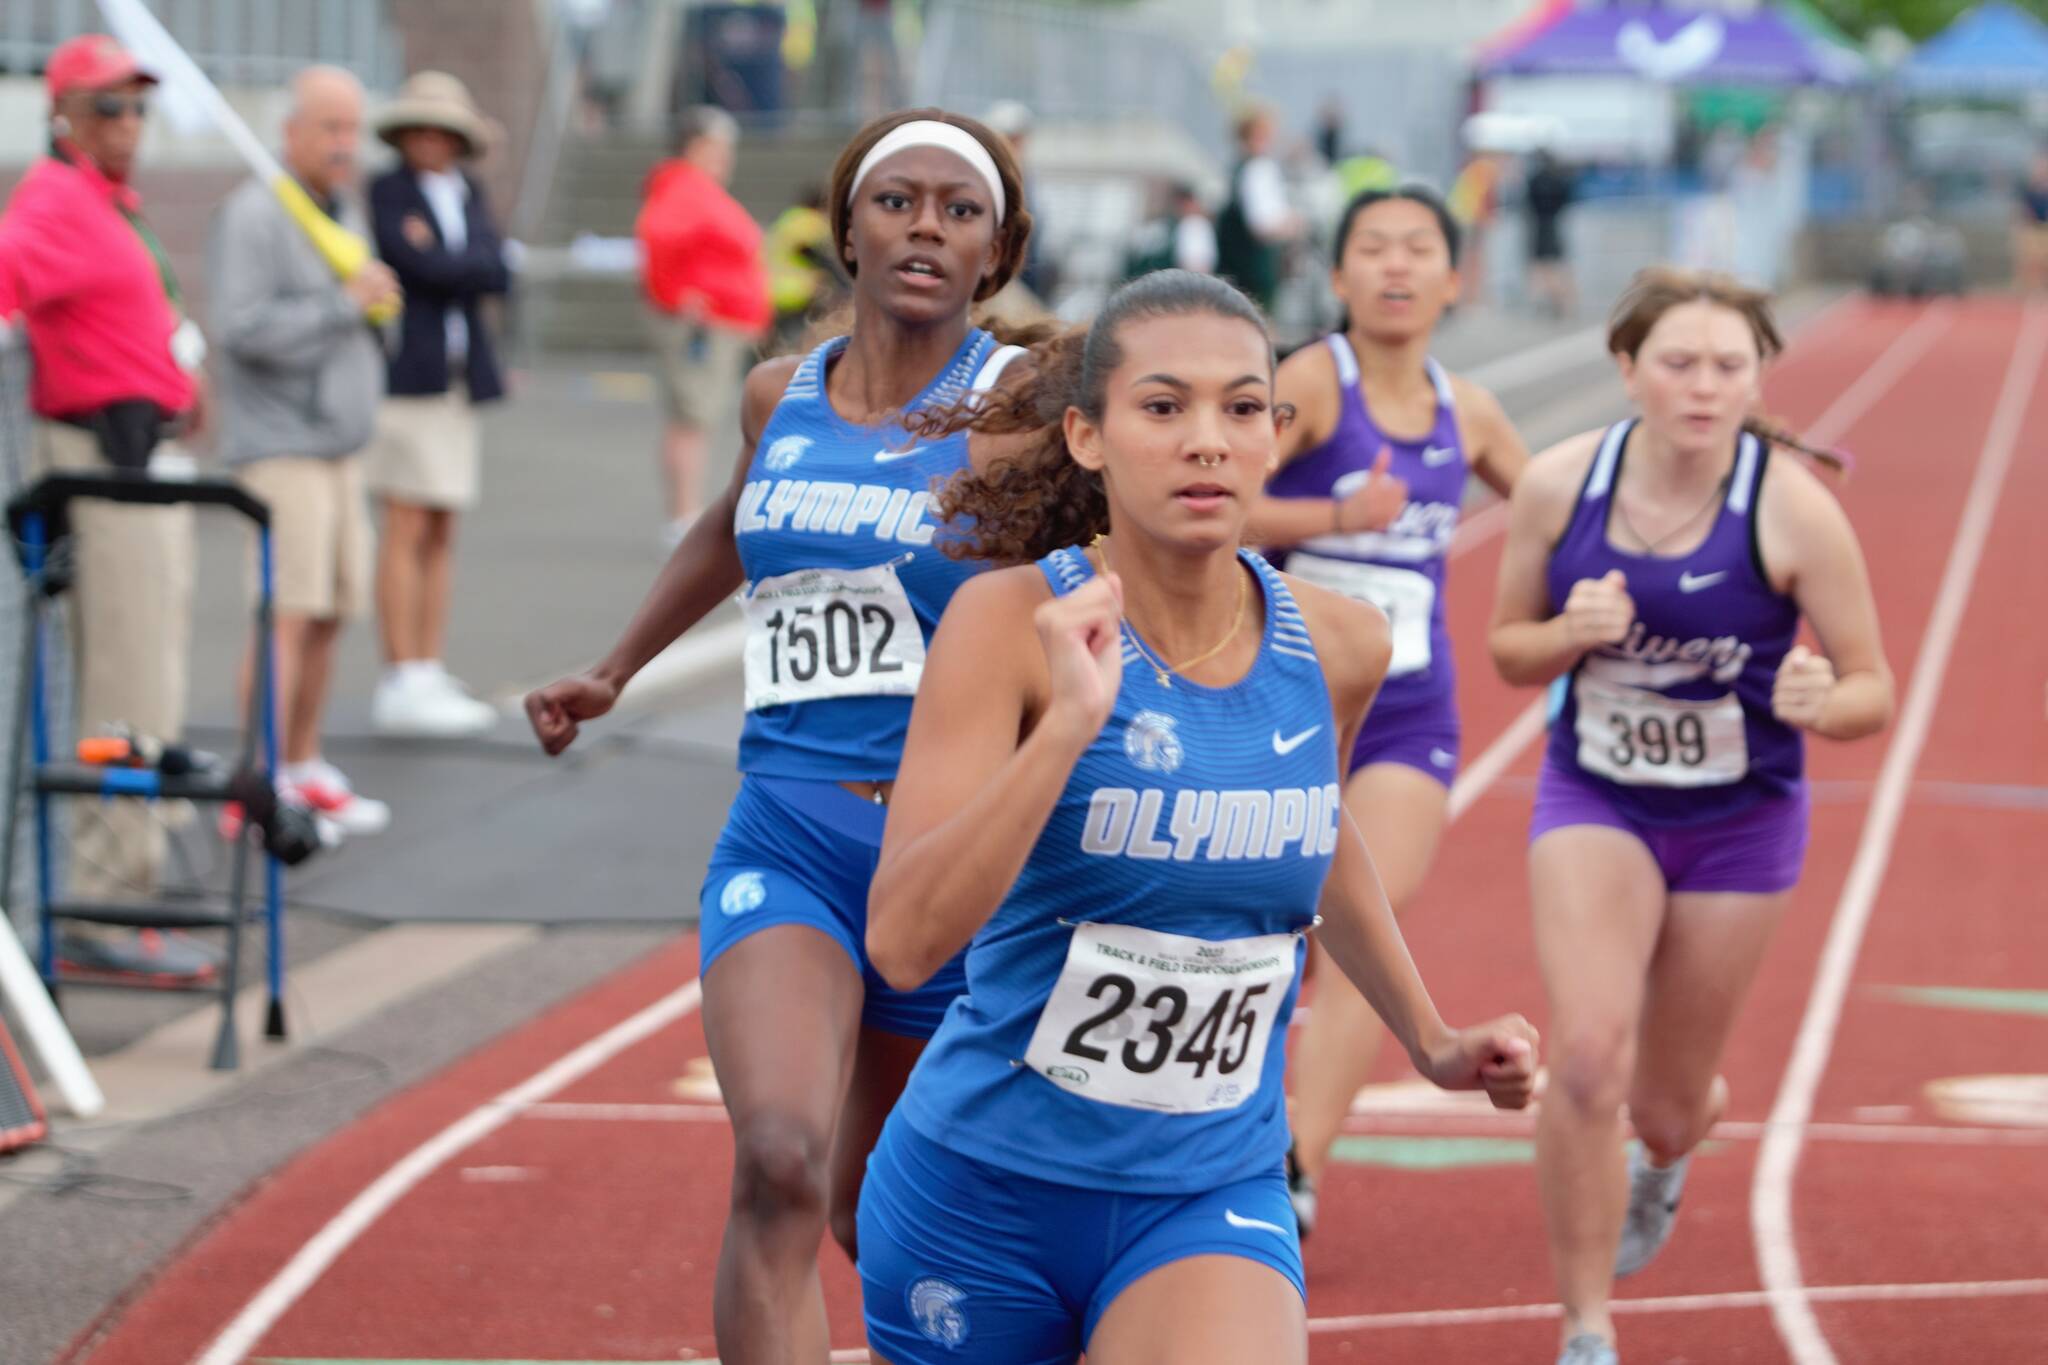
[1752,301,2048,1365]
[1446,698,1546,823]
[1307,1277,2048,1335]
[523,1101,730,1122]
[1799,301,1953,447]
[511,1099,2048,1150]
[191,978,705,1365]
[1458,321,1611,394]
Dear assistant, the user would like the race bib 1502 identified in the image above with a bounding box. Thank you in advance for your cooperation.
[742,561,925,710]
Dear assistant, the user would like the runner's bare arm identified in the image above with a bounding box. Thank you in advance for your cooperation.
[1759,455,1894,741]
[1244,341,1351,546]
[868,566,1119,990]
[525,356,798,755]
[1452,376,1531,501]
[591,356,799,688]
[1489,431,1611,686]
[1295,581,1539,1109]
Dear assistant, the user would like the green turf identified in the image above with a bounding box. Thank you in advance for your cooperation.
[1883,986,2048,1018]
[1328,1134,1536,1170]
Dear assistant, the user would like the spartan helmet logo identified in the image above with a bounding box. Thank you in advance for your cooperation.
[906,1276,970,1349]
[763,435,811,472]
[1123,710,1184,774]
[719,871,767,917]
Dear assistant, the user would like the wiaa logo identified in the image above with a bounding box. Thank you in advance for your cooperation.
[1124,710,1184,774]
[906,1276,970,1348]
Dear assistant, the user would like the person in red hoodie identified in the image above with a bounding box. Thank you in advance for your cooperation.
[0,34,213,985]
[636,106,770,547]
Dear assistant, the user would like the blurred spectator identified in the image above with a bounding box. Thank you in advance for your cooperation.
[1216,106,1303,312]
[1449,151,1504,303]
[1334,145,1398,201]
[366,72,511,738]
[2014,150,2048,293]
[210,67,395,837]
[0,35,213,984]
[1523,148,1577,318]
[636,106,769,545]
[1126,182,1217,281]
[983,100,1049,298]
[764,183,838,351]
[1314,97,1345,167]
[854,0,905,120]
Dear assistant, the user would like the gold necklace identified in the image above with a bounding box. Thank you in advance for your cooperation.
[1090,540,1249,688]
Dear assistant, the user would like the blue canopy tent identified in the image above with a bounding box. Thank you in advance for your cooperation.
[1898,2,2048,96]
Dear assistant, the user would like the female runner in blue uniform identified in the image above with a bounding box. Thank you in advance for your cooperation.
[525,110,1036,1363]
[1252,185,1531,1234]
[857,270,1540,1365]
[1490,268,1893,1365]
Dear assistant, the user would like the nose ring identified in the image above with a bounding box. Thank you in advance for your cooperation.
[1196,454,1222,468]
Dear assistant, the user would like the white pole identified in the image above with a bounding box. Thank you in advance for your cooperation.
[0,905,104,1118]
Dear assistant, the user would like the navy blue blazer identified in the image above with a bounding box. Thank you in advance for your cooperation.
[370,167,510,403]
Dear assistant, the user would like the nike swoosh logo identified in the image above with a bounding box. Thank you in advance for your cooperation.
[1430,747,1455,768]
[1272,725,1323,755]
[1678,570,1728,593]
[1225,1209,1291,1237]
[873,445,927,464]
[1422,445,1458,467]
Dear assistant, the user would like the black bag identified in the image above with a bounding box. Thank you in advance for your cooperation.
[79,399,165,472]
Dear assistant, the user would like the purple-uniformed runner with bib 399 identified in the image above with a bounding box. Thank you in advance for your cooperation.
[1489,267,1892,1365]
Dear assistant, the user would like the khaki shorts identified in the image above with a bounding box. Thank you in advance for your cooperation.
[365,383,480,509]
[236,454,374,620]
[648,310,752,431]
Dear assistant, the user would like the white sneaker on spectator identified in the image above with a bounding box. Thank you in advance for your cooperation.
[282,760,391,837]
[373,665,496,737]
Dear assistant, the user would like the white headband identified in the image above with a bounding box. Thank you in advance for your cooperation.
[847,120,1007,223]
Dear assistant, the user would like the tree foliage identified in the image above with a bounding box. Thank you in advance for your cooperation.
[1809,0,2048,41]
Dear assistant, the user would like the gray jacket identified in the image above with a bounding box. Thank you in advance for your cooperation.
[207,176,384,466]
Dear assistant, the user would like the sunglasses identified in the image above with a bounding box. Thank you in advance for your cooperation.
[87,93,149,120]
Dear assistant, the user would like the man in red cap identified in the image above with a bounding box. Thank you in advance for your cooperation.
[0,34,214,984]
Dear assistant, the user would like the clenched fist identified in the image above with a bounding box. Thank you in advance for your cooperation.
[1771,643,1835,731]
[1034,573,1125,742]
[1563,569,1634,652]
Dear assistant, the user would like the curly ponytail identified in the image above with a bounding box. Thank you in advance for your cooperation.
[908,269,1274,563]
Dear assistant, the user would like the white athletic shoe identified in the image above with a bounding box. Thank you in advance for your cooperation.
[1615,1146,1689,1278]
[1557,1332,1619,1365]
[372,667,497,738]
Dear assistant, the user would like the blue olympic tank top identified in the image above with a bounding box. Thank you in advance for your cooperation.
[1544,419,1803,826]
[897,546,1342,1194]
[734,328,1020,780]
[1263,335,1468,708]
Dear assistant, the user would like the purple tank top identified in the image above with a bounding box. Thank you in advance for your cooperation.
[1544,420,1803,826]
[1264,335,1467,710]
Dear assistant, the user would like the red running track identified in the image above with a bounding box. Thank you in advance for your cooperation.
[62,297,2048,1365]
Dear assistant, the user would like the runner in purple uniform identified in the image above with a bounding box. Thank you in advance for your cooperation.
[1489,268,1894,1365]
[1251,187,1530,1233]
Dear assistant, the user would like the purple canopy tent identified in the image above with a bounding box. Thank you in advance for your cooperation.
[1479,4,1864,86]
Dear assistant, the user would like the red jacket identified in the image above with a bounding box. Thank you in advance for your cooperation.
[636,159,771,333]
[0,151,195,420]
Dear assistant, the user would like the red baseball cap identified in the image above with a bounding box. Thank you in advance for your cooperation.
[45,34,157,101]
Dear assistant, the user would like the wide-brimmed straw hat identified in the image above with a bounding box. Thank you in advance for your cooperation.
[374,70,494,158]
